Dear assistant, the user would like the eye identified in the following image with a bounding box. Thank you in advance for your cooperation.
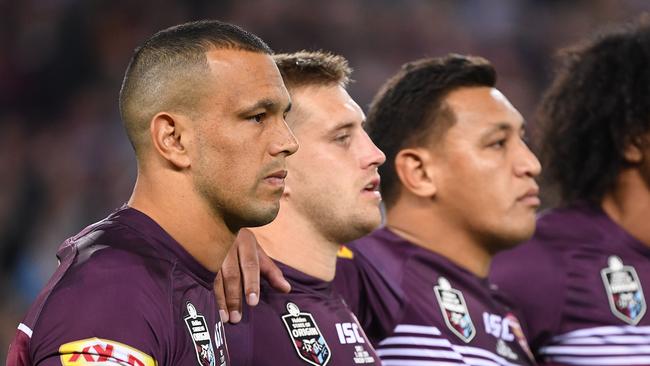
[334,134,351,146]
[248,113,265,123]
[489,139,507,149]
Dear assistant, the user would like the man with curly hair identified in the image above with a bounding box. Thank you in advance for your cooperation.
[491,17,650,366]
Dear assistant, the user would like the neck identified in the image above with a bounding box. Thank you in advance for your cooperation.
[385,195,492,278]
[128,172,235,273]
[601,167,650,247]
[252,202,339,281]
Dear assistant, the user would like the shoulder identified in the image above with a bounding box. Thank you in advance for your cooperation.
[27,220,175,365]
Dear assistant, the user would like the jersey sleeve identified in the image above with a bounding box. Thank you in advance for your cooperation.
[28,250,170,366]
[489,240,566,353]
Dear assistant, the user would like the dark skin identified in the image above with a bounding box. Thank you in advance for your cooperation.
[215,229,290,323]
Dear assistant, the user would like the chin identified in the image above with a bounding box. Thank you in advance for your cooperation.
[503,224,536,249]
[346,216,382,242]
[231,203,281,229]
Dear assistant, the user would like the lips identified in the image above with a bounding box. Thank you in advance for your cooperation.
[517,186,540,206]
[263,169,287,187]
[265,170,288,180]
[362,177,381,193]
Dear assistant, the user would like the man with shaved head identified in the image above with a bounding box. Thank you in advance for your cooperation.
[7,20,297,366]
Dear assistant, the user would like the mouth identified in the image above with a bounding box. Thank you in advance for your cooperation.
[361,177,382,200]
[264,170,288,187]
[517,186,540,207]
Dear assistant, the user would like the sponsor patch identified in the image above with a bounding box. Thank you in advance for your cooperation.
[601,255,646,325]
[184,302,216,366]
[434,276,475,342]
[59,338,155,366]
[281,302,331,366]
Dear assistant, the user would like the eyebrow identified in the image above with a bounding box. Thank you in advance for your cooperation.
[327,120,357,135]
[479,121,526,143]
[237,99,292,116]
[483,121,526,135]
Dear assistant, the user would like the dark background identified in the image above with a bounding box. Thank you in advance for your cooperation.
[1,0,648,360]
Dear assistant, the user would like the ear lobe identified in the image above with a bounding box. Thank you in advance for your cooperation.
[150,112,192,169]
[394,148,437,198]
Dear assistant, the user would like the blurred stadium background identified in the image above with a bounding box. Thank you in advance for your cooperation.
[1,0,648,360]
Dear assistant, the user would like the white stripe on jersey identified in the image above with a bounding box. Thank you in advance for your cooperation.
[540,325,650,365]
[378,324,522,366]
[379,336,453,347]
[462,357,501,366]
[381,360,465,366]
[545,355,650,365]
[17,323,32,338]
[393,324,442,336]
[453,345,520,366]
[553,325,650,339]
[540,344,650,355]
[377,348,464,360]
[558,334,650,345]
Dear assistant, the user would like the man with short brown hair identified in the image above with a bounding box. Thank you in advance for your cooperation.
[225,50,385,366]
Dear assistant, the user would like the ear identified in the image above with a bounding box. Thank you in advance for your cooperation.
[394,148,437,198]
[150,112,192,169]
[623,137,645,164]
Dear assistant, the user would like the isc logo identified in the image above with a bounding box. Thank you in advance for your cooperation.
[335,322,365,344]
[59,338,156,366]
[482,313,514,341]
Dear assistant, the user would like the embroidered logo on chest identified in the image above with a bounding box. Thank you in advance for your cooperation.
[281,302,331,366]
[434,276,476,342]
[601,255,646,325]
[184,302,216,366]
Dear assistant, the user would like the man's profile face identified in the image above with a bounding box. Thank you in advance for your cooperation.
[284,84,385,243]
[430,86,541,251]
[189,49,298,229]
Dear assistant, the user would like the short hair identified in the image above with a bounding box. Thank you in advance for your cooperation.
[537,17,650,205]
[119,20,272,157]
[273,50,351,90]
[366,54,496,208]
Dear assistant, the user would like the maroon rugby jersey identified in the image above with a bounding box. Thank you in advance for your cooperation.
[491,203,650,365]
[336,227,535,366]
[225,262,380,366]
[6,207,229,366]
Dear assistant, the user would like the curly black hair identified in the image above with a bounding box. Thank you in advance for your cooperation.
[366,54,496,208]
[537,16,650,205]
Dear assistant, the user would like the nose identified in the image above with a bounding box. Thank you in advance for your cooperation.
[360,131,386,169]
[515,139,541,178]
[269,117,299,157]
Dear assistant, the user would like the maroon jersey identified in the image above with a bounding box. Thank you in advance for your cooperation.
[225,262,380,366]
[336,228,535,366]
[6,207,229,366]
[491,204,650,365]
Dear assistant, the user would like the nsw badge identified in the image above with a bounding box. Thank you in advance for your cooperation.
[184,302,216,366]
[434,276,476,342]
[281,302,331,366]
[601,255,646,325]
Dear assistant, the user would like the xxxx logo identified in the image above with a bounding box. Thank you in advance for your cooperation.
[59,338,155,366]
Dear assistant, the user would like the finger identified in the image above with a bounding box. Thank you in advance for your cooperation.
[214,271,229,323]
[221,244,243,323]
[259,245,291,293]
[236,229,260,306]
